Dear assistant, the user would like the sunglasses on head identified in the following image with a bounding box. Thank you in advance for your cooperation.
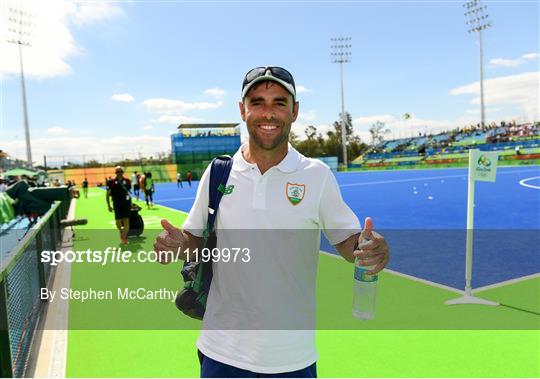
[242,66,296,92]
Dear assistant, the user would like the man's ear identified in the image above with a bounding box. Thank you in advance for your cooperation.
[239,100,246,122]
[291,101,299,122]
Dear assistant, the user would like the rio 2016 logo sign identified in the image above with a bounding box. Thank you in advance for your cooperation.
[477,155,492,168]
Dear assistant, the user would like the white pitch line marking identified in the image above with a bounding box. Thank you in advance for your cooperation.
[519,176,540,190]
[320,251,540,294]
[319,250,464,294]
[155,196,196,202]
[472,272,540,293]
[339,174,466,187]
[383,268,464,294]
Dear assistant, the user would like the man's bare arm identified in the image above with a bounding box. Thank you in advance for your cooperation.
[335,233,360,263]
[106,189,112,211]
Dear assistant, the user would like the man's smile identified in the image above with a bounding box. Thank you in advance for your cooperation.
[258,124,279,131]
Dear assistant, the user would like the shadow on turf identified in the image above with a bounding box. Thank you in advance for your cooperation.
[126,236,147,250]
[500,303,540,317]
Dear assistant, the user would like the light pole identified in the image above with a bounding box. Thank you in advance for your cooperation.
[464,0,491,128]
[6,7,34,167]
[331,37,351,169]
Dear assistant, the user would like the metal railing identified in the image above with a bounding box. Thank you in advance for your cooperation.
[0,199,69,378]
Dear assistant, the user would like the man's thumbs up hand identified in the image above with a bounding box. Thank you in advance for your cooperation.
[153,219,185,264]
[353,217,390,275]
[359,217,373,243]
[161,219,183,240]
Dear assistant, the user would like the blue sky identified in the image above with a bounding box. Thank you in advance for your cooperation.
[1,0,538,163]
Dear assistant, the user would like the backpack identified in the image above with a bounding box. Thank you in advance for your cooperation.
[175,156,233,319]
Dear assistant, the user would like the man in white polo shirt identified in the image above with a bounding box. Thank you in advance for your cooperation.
[154,66,389,378]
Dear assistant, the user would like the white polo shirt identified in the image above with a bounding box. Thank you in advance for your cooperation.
[182,143,360,373]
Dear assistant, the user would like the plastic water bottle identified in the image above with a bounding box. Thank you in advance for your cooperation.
[352,239,378,320]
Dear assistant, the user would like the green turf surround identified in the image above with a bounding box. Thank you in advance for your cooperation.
[65,188,540,377]
[349,160,540,171]
[316,329,539,378]
[381,157,422,163]
[316,255,539,330]
[426,153,468,160]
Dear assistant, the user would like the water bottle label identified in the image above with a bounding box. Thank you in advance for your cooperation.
[354,266,378,282]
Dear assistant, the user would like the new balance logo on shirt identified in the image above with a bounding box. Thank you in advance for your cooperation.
[218,184,235,195]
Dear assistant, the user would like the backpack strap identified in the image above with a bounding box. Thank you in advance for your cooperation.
[205,155,233,239]
[192,156,233,296]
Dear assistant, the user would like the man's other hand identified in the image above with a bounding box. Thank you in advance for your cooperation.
[353,217,390,275]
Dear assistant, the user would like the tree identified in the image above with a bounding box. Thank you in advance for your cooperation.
[329,112,369,163]
[289,130,300,146]
[289,115,369,162]
[332,112,355,144]
[296,125,325,157]
[369,121,390,146]
[85,159,102,168]
[304,125,317,140]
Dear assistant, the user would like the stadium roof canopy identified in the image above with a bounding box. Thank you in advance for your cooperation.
[2,168,40,177]
[177,123,239,129]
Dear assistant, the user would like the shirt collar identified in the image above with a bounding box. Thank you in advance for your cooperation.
[232,143,301,173]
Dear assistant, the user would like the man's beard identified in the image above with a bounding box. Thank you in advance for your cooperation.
[248,119,290,151]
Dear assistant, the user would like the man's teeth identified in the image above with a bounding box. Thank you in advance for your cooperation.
[260,125,277,130]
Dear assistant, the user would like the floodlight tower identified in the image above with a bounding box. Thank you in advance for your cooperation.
[464,0,491,128]
[6,7,34,166]
[331,37,351,169]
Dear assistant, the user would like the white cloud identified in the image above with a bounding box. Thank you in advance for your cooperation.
[489,52,539,68]
[110,93,134,102]
[4,135,170,162]
[204,88,226,97]
[296,86,311,94]
[450,71,539,120]
[354,115,398,126]
[47,126,68,135]
[142,125,154,130]
[489,58,524,68]
[143,99,223,114]
[522,53,539,61]
[70,2,125,26]
[157,115,206,125]
[297,111,317,122]
[466,107,502,115]
[0,0,124,79]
